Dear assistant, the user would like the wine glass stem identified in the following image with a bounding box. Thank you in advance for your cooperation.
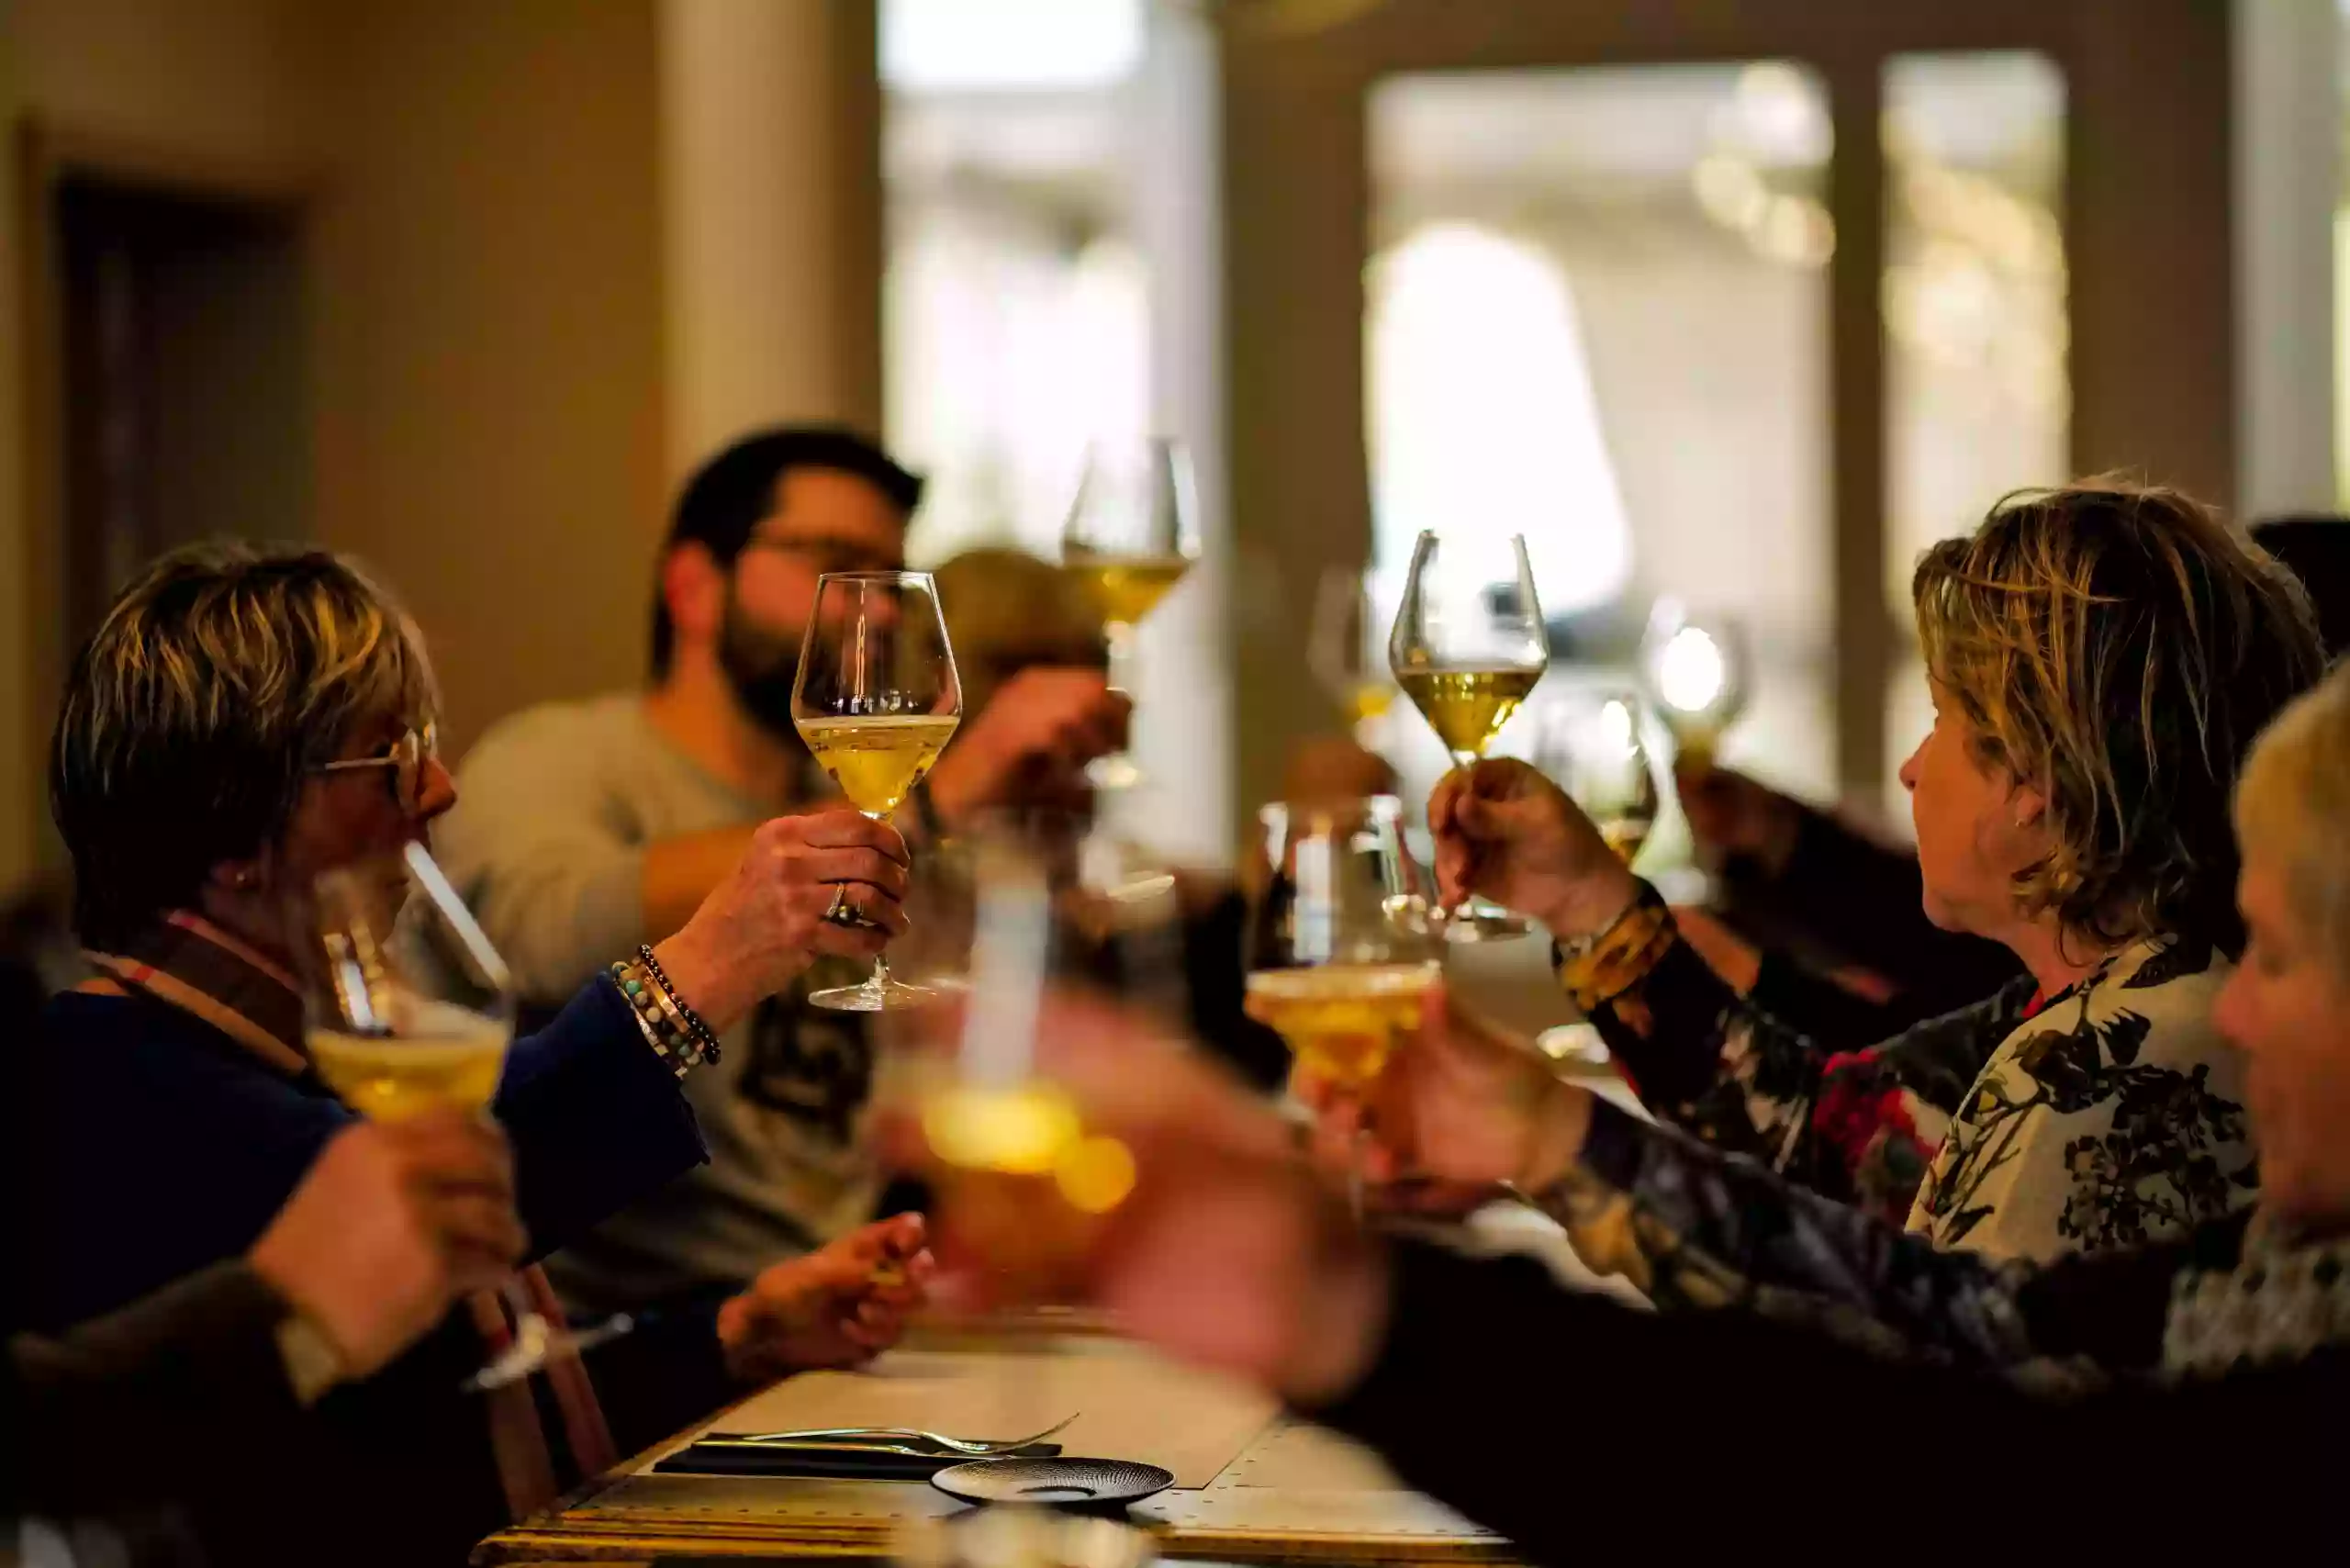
[1104,621,1138,698]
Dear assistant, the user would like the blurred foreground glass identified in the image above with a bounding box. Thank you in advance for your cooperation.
[793,571,965,1012]
[1530,689,1661,868]
[1244,796,1443,1213]
[297,843,628,1392]
[1388,530,1548,939]
[1059,437,1202,791]
[882,838,1140,1305]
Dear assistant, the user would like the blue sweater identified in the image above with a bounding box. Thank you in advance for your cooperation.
[6,974,710,1563]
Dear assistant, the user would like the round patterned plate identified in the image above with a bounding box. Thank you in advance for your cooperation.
[930,1457,1175,1507]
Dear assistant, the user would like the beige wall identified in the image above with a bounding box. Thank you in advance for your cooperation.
[1,0,666,893]
[308,0,666,755]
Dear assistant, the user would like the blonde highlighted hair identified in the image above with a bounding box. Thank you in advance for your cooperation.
[2234,661,2350,966]
[1912,479,2323,952]
[50,541,436,946]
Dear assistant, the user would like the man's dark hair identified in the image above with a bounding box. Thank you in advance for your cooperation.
[648,426,923,677]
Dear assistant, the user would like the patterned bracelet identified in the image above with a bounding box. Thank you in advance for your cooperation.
[1552,880,1677,1014]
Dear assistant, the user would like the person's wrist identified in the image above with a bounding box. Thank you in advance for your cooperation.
[1513,1079,1594,1193]
[1279,1195,1393,1407]
[1532,860,1641,940]
[650,925,753,1036]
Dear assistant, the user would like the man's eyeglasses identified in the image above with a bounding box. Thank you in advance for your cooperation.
[737,537,903,577]
[314,724,439,815]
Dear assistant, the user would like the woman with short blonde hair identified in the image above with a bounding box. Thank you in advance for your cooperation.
[12,540,934,1567]
[1327,480,2323,1285]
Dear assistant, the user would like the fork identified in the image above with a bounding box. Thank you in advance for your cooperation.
[733,1414,1079,1455]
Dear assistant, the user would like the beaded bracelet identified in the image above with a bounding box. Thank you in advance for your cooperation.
[608,949,722,1078]
[636,944,722,1064]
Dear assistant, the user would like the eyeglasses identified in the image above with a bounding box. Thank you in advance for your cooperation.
[738,536,904,577]
[314,724,439,815]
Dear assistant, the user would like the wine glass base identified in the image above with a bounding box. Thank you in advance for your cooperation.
[1085,751,1145,791]
[1441,902,1535,943]
[810,975,950,1013]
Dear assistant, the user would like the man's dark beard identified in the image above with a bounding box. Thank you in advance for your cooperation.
[717,601,806,741]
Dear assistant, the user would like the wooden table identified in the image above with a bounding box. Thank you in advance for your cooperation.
[474,1333,1516,1565]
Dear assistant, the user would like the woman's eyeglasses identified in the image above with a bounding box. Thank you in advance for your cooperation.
[314,725,438,814]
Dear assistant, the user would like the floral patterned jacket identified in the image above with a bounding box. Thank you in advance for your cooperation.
[1560,890,2256,1263]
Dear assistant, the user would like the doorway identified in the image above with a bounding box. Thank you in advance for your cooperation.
[51,174,311,655]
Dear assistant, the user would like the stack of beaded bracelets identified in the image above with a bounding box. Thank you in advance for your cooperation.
[609,943,723,1079]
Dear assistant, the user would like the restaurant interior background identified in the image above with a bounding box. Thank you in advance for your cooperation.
[0,0,2340,903]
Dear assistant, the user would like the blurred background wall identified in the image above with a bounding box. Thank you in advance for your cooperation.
[0,0,2342,901]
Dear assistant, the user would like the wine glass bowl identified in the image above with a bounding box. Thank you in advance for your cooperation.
[1058,437,1202,791]
[791,571,964,1012]
[1387,531,1550,939]
[1531,689,1662,868]
[1245,796,1443,1211]
[1638,599,1751,770]
[1310,565,1396,740]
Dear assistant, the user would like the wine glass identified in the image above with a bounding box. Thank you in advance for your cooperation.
[1243,795,1444,1215]
[1310,565,1396,743]
[1638,599,1751,773]
[791,570,964,1013]
[1058,437,1202,791]
[295,841,632,1393]
[1530,689,1661,868]
[1387,530,1550,940]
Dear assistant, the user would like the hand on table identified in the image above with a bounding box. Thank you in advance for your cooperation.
[1293,986,1593,1218]
[1429,758,1639,938]
[655,809,912,1031]
[927,668,1131,823]
[249,1111,525,1382]
[718,1213,935,1383]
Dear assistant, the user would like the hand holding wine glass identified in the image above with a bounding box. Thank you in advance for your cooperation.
[791,570,962,1012]
[1388,531,1550,940]
[1427,758,1639,942]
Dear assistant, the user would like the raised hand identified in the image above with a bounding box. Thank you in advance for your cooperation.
[925,666,1131,822]
[654,809,912,1030]
[1428,758,1638,938]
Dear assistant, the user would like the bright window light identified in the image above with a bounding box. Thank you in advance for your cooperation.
[1369,222,1633,616]
[881,0,1144,92]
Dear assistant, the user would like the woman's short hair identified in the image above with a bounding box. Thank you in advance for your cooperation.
[1912,479,2324,952]
[50,541,436,948]
[2234,661,2350,968]
[932,547,1108,716]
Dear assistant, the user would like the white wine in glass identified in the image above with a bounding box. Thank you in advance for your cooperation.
[791,570,964,1013]
[1310,566,1398,739]
[1058,437,1201,791]
[1388,531,1550,940]
[297,842,631,1393]
[1244,796,1443,1214]
[1529,690,1661,868]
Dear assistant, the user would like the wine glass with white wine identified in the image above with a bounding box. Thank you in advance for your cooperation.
[1638,599,1751,773]
[1310,565,1396,743]
[1388,530,1550,940]
[791,570,963,1013]
[1058,437,1202,790]
[1243,795,1444,1215]
[1530,689,1661,868]
[297,841,632,1392]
